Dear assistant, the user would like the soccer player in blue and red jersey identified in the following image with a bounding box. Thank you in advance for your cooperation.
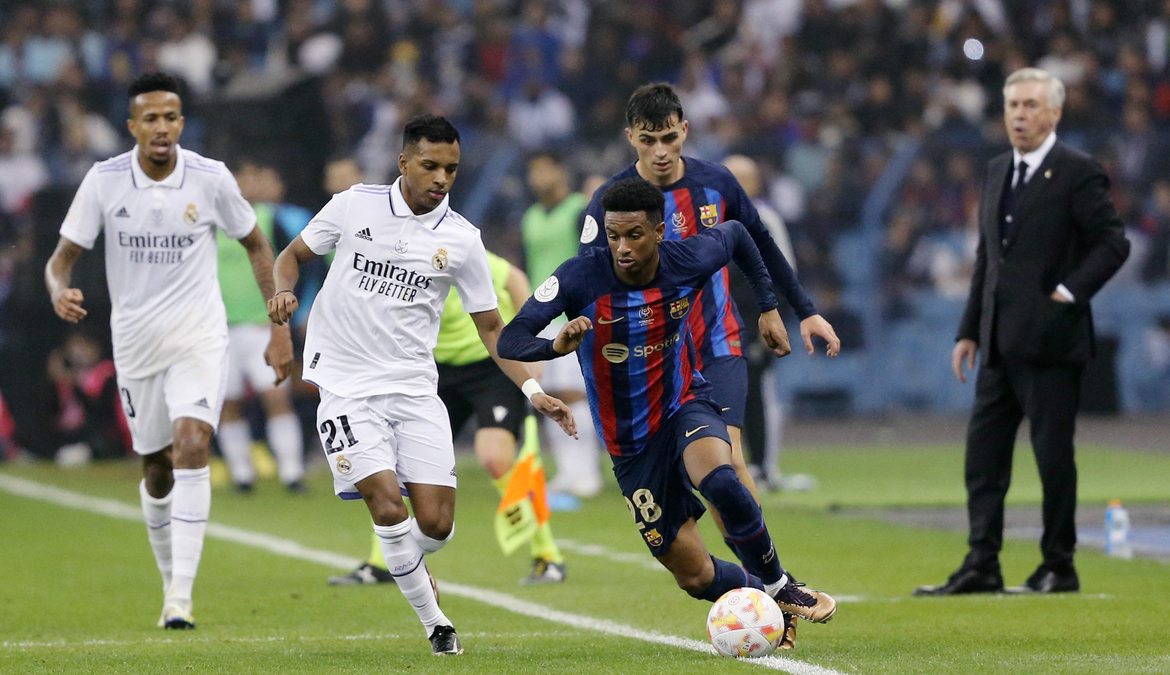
[578,84,840,517]
[500,178,837,639]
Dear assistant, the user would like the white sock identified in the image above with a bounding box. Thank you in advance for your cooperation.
[374,521,450,634]
[409,518,453,554]
[168,467,211,603]
[217,419,255,486]
[266,414,305,484]
[764,574,790,598]
[139,480,173,594]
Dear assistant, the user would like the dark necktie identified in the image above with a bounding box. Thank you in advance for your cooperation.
[1014,160,1028,191]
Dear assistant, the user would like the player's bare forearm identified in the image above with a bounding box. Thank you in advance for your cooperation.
[240,226,278,301]
[473,309,541,387]
[268,236,316,325]
[45,237,88,323]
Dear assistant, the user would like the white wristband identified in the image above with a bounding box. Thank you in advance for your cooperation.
[521,378,545,401]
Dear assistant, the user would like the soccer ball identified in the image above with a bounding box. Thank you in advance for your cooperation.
[706,587,787,658]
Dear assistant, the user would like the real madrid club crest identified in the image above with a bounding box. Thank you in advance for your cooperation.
[336,455,353,474]
[184,203,199,225]
[432,248,448,271]
[699,203,719,228]
[669,297,690,320]
[394,239,409,255]
[671,211,686,234]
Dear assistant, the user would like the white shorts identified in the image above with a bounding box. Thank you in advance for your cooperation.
[538,323,586,394]
[224,323,283,399]
[116,340,229,455]
[316,388,456,499]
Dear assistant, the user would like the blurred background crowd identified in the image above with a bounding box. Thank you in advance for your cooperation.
[2,0,1170,462]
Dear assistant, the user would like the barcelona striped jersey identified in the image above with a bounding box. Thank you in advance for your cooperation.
[500,221,778,457]
[579,158,815,369]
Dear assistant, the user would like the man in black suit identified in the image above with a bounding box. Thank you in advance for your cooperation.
[915,68,1130,597]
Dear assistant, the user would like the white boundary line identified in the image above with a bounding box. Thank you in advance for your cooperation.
[0,473,849,675]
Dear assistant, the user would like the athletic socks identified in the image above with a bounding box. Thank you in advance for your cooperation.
[691,555,765,602]
[266,414,305,485]
[216,420,255,486]
[409,518,453,554]
[374,521,451,634]
[530,522,564,564]
[168,467,211,603]
[698,464,785,585]
[139,480,173,593]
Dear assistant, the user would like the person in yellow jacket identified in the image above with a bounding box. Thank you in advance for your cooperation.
[327,251,566,585]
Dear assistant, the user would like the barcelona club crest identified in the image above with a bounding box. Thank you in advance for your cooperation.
[432,248,448,271]
[669,297,690,320]
[699,204,719,228]
[643,528,664,547]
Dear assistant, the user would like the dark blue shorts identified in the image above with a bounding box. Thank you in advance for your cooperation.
[701,355,748,428]
[611,399,731,557]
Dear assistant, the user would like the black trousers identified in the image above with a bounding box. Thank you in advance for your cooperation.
[963,360,1083,574]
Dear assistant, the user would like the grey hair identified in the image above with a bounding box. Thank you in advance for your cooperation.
[1003,68,1065,109]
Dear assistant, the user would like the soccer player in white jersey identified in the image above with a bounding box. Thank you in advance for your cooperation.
[44,73,293,630]
[269,115,576,656]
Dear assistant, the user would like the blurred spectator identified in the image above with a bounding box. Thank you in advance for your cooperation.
[47,332,130,461]
[506,79,574,149]
[1140,179,1170,284]
[156,8,217,94]
[0,125,49,215]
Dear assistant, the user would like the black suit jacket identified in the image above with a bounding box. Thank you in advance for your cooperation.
[958,141,1130,366]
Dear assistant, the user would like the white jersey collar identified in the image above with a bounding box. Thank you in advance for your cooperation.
[389,177,450,230]
[130,145,186,189]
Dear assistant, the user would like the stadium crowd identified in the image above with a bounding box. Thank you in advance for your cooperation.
[3,0,1170,460]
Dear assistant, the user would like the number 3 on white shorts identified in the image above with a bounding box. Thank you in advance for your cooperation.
[624,488,663,530]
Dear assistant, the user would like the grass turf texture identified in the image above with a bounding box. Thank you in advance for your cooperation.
[0,445,1168,675]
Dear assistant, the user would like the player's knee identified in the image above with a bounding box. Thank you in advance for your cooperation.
[698,464,756,522]
[172,425,212,467]
[478,453,512,480]
[366,494,409,527]
[416,513,454,543]
[412,518,454,553]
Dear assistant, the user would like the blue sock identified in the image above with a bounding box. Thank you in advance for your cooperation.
[691,555,765,602]
[699,465,785,585]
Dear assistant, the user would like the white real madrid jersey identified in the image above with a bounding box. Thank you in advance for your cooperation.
[300,178,497,399]
[59,146,256,379]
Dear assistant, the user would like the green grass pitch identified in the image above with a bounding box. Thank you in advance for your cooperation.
[2,444,1169,674]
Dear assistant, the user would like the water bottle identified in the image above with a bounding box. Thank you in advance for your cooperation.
[1104,500,1133,559]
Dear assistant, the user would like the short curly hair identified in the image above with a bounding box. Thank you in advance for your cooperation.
[600,177,665,226]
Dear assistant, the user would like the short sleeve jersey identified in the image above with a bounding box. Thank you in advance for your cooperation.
[579,158,815,368]
[433,251,515,366]
[59,147,257,378]
[299,178,497,398]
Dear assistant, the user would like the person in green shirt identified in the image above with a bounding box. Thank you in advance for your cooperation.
[520,152,602,499]
[328,251,567,586]
[217,164,309,493]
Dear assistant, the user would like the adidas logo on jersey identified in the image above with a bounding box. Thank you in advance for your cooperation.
[115,207,130,217]
[194,398,209,408]
[355,228,373,241]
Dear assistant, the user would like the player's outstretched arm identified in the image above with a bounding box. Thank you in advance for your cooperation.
[473,308,578,439]
[45,237,87,323]
[268,235,317,326]
[240,226,295,383]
